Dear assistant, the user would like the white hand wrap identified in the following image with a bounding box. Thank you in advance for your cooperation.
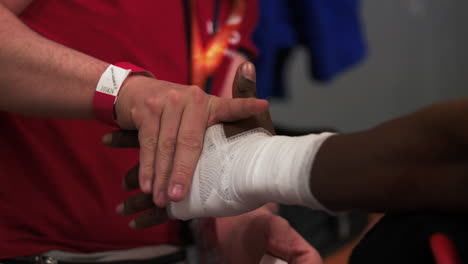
[168,124,334,220]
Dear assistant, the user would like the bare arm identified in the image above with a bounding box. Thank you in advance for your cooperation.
[311,98,468,213]
[0,1,268,204]
[0,1,107,118]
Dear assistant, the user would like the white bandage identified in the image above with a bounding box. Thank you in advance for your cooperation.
[168,124,334,220]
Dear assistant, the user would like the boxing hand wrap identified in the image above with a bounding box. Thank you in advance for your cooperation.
[168,124,335,220]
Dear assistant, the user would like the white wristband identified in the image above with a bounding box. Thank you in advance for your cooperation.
[93,64,131,126]
[93,63,153,126]
[96,64,132,98]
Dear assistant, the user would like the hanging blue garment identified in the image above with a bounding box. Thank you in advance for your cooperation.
[253,0,367,99]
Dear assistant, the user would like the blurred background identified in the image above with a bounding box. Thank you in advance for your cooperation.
[252,0,468,263]
[265,0,468,133]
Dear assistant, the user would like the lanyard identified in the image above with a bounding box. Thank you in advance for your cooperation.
[189,0,245,88]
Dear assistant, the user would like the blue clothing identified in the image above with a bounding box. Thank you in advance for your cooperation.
[253,0,367,98]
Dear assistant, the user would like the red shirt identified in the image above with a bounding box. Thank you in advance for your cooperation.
[0,0,257,258]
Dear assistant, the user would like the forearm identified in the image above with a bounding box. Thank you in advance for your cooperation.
[0,3,108,119]
[311,99,468,212]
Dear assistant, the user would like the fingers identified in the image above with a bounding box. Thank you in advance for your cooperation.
[223,62,276,137]
[116,192,154,216]
[123,164,140,191]
[115,184,169,229]
[129,207,170,230]
[208,97,269,126]
[111,74,271,208]
[167,87,207,202]
[102,130,139,148]
[281,229,323,264]
[137,116,160,193]
[209,62,268,125]
[262,216,322,264]
[153,90,184,207]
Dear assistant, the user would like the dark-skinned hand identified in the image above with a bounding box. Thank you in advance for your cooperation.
[103,62,322,264]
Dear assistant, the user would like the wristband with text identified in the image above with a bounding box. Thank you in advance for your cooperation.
[93,62,153,127]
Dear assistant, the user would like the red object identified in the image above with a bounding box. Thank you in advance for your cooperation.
[190,0,245,88]
[0,0,257,258]
[430,233,462,264]
[92,62,153,127]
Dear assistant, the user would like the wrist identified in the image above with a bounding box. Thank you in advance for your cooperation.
[113,74,151,129]
[236,133,335,210]
[230,133,271,205]
[92,62,153,127]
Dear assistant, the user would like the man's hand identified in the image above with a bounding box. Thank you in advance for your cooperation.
[105,62,275,228]
[105,74,268,207]
[107,62,323,264]
[215,63,321,264]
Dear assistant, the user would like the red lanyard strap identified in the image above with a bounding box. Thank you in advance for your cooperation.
[190,0,245,88]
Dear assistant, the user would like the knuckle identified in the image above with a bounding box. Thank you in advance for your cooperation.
[266,218,290,249]
[139,161,153,175]
[155,172,171,185]
[188,85,201,93]
[159,136,177,157]
[154,163,172,183]
[188,85,205,102]
[144,97,163,114]
[130,108,145,129]
[274,216,289,227]
[167,89,181,104]
[144,97,157,108]
[140,136,157,150]
[172,162,194,181]
[207,110,219,124]
[245,98,257,109]
[178,134,202,152]
[267,237,283,250]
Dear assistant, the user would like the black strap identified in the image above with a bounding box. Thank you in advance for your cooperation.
[182,0,192,85]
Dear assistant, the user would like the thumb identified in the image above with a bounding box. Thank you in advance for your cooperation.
[232,62,257,99]
[264,217,322,264]
[217,61,275,135]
